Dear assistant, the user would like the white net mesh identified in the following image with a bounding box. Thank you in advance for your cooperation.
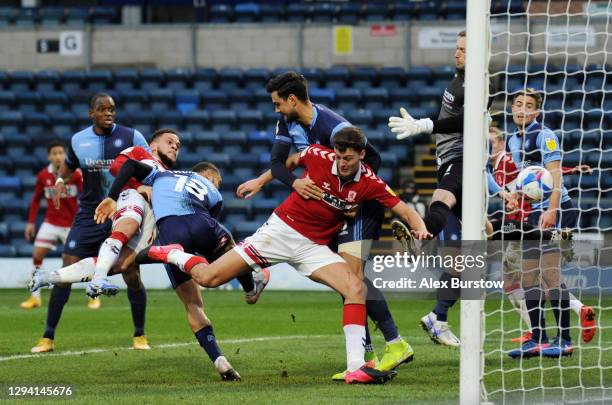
[482,0,612,403]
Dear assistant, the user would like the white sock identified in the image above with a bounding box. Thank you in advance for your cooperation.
[31,264,42,298]
[344,324,366,372]
[167,249,196,272]
[387,336,402,344]
[508,289,531,329]
[93,236,125,281]
[49,257,96,284]
[569,292,583,315]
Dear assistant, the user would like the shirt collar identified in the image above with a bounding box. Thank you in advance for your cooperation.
[517,119,539,136]
[331,160,362,182]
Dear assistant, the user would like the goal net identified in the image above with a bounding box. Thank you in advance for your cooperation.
[473,0,612,403]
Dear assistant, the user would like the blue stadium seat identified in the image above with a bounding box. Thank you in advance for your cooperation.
[16,91,41,113]
[141,68,165,91]
[40,7,65,26]
[0,223,8,243]
[364,2,387,22]
[237,110,263,131]
[351,67,377,89]
[0,70,7,89]
[16,243,34,257]
[51,111,76,137]
[221,130,247,146]
[260,3,284,22]
[377,168,393,183]
[175,89,200,116]
[346,110,373,127]
[336,2,361,24]
[363,87,389,110]
[418,1,439,20]
[193,68,216,92]
[185,110,210,133]
[309,88,335,105]
[228,89,254,110]
[0,176,20,192]
[287,2,310,23]
[0,90,14,112]
[4,131,30,148]
[233,167,255,179]
[325,66,350,90]
[495,0,524,14]
[379,152,399,167]
[379,67,406,88]
[210,110,237,132]
[208,153,231,169]
[446,1,466,19]
[392,2,415,20]
[243,68,270,91]
[8,71,33,92]
[433,65,455,82]
[210,4,233,23]
[248,130,274,145]
[407,66,432,83]
[218,68,243,91]
[119,89,148,112]
[157,110,183,129]
[114,68,139,91]
[194,131,220,146]
[86,70,113,92]
[298,67,324,87]
[336,88,362,111]
[0,111,22,135]
[65,6,89,26]
[148,89,174,112]
[252,198,278,214]
[61,70,84,93]
[224,199,252,216]
[233,221,261,239]
[202,90,228,111]
[234,2,260,22]
[0,244,16,257]
[389,88,415,108]
[8,221,27,240]
[14,8,38,27]
[91,7,117,25]
[24,112,49,135]
[311,3,336,23]
[35,70,60,92]
[129,110,155,131]
[232,154,260,168]
[166,68,191,92]
[13,155,39,172]
[0,7,15,26]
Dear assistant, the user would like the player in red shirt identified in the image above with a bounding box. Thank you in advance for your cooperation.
[21,140,82,309]
[488,127,597,344]
[135,127,430,384]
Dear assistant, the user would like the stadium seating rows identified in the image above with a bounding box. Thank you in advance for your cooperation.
[0,1,524,26]
[0,63,609,255]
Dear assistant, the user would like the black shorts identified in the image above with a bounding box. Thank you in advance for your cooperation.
[157,214,233,289]
[437,158,463,219]
[63,208,112,258]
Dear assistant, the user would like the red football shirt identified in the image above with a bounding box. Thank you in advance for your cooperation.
[274,145,401,244]
[27,165,82,227]
[109,146,164,192]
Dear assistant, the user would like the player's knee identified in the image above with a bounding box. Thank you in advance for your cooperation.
[194,271,221,288]
[121,267,142,289]
[345,279,366,302]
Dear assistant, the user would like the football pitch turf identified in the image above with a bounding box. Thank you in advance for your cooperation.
[0,289,610,404]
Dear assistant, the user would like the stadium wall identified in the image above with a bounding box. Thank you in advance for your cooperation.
[2,20,607,71]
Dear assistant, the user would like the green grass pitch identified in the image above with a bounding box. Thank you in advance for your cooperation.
[0,289,609,404]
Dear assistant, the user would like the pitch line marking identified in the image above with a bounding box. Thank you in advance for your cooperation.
[0,334,335,362]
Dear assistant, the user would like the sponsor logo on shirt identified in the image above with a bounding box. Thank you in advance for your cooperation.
[84,158,114,172]
[321,191,358,211]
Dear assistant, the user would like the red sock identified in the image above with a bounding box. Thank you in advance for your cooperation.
[184,256,208,273]
[110,231,129,245]
[343,303,366,327]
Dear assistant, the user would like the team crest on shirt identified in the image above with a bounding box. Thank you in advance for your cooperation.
[347,190,357,202]
[322,182,331,190]
[545,138,557,151]
[114,139,123,148]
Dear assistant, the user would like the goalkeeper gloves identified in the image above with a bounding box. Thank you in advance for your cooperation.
[388,107,434,140]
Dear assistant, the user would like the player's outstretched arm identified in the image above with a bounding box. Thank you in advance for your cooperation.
[52,163,75,209]
[236,151,304,199]
[388,107,434,140]
[391,201,432,240]
[94,159,154,224]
